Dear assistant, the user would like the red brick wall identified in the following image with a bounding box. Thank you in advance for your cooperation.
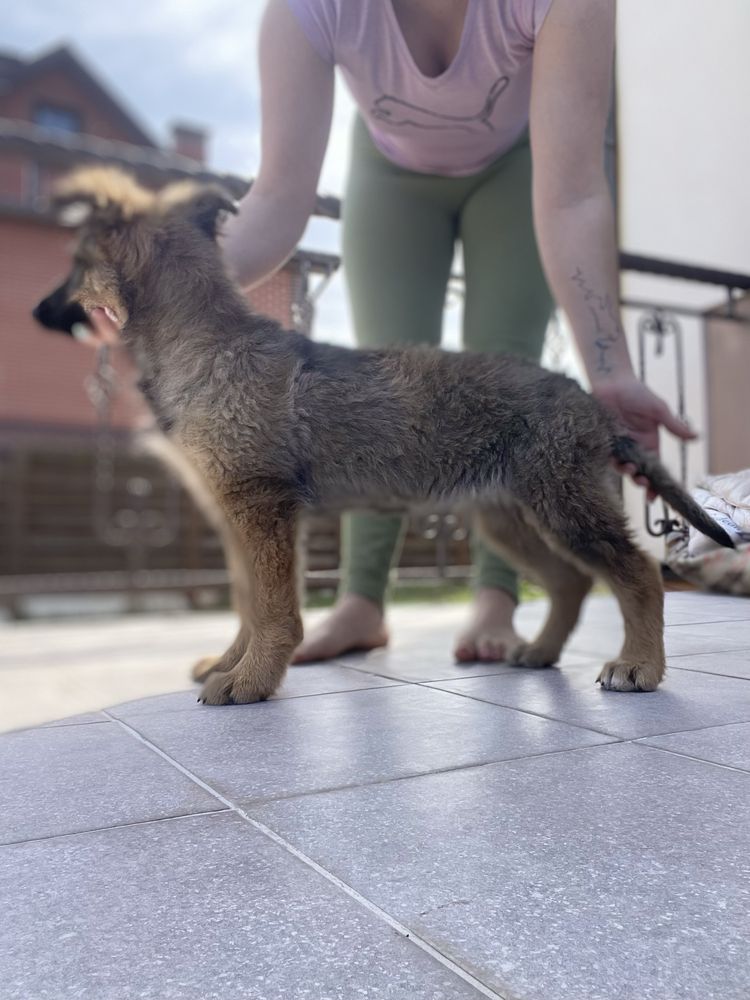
[0,214,302,432]
[250,268,298,330]
[0,69,145,144]
[0,152,27,202]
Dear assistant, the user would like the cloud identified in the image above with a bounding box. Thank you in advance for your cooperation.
[5,0,357,185]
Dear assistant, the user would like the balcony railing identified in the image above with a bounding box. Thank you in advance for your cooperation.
[3,254,748,614]
[619,252,750,537]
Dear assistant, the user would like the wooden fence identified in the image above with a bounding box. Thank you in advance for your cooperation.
[0,431,472,616]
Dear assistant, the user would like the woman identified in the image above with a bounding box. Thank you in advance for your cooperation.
[93,0,694,664]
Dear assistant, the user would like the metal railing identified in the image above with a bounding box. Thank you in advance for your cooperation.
[619,252,750,537]
[5,255,748,612]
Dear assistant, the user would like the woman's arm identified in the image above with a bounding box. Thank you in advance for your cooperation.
[88,0,334,342]
[529,0,694,456]
[221,0,335,288]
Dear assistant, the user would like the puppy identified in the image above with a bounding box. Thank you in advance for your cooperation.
[33,168,732,704]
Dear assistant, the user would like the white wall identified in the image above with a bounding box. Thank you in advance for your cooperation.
[616,0,750,554]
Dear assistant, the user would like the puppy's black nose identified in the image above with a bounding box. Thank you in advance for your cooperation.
[32,302,44,322]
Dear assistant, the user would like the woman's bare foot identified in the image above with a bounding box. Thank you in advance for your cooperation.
[454,587,521,663]
[291,593,389,664]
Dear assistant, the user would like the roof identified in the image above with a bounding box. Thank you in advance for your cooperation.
[0,44,156,148]
[0,120,340,275]
[0,118,342,221]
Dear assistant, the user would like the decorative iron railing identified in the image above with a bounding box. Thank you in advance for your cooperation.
[620,252,750,537]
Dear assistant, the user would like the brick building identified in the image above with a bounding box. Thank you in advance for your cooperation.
[0,44,339,436]
[0,44,347,602]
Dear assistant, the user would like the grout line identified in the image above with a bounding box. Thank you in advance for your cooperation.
[235,812,509,1000]
[106,710,621,805]
[664,620,750,630]
[223,741,627,808]
[667,648,750,659]
[631,716,750,739]
[106,680,411,722]
[103,710,507,1000]
[415,680,621,740]
[666,663,750,682]
[0,808,229,849]
[636,741,750,776]
[270,679,408,699]
[331,658,519,685]
[418,675,750,740]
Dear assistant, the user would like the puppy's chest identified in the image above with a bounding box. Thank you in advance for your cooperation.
[172,402,298,488]
[137,377,177,433]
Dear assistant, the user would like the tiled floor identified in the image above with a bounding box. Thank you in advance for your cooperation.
[2,593,750,999]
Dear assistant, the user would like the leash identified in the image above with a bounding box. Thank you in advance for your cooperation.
[84,346,180,550]
[85,345,122,546]
[638,308,686,539]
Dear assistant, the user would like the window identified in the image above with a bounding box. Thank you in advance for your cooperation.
[32,104,81,133]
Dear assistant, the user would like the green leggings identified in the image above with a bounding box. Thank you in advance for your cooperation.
[340,118,553,605]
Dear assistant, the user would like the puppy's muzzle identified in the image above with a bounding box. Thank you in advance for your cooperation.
[32,286,89,337]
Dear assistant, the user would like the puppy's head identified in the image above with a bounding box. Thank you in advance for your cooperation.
[32,167,237,341]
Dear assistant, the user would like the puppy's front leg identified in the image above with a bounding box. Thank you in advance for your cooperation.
[199,499,302,706]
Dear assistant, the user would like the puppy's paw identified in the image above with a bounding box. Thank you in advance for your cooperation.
[198,667,283,705]
[510,641,559,669]
[191,636,249,683]
[191,655,224,682]
[597,659,663,692]
[198,672,262,705]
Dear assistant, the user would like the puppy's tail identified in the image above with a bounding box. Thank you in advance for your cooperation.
[610,435,735,549]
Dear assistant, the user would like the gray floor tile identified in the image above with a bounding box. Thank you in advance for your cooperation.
[558,595,750,660]
[664,621,750,656]
[279,662,401,696]
[116,685,612,804]
[0,723,220,844]
[668,648,750,680]
[336,615,598,683]
[108,664,400,719]
[427,660,750,738]
[660,592,750,626]
[0,812,481,1000]
[643,722,750,771]
[250,743,750,1000]
[565,620,750,660]
[565,623,623,658]
[334,643,521,682]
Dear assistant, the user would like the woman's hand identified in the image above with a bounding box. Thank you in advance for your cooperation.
[593,375,697,498]
[83,307,120,347]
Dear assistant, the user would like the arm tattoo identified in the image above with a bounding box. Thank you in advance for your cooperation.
[570,267,625,375]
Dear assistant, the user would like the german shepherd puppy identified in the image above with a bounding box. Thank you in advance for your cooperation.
[33,168,732,705]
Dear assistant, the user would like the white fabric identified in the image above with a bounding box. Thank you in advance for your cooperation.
[688,470,750,557]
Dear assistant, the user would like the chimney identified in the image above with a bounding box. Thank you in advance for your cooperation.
[171,123,207,165]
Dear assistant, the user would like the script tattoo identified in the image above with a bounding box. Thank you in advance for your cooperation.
[570,267,625,376]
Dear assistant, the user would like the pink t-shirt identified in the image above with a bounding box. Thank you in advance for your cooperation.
[286,0,554,176]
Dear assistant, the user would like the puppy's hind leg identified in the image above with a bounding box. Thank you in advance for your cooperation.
[199,496,302,706]
[517,482,665,692]
[477,501,593,668]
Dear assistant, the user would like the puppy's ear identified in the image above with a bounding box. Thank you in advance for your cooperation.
[53,168,153,226]
[53,194,97,228]
[159,182,238,239]
[187,189,239,239]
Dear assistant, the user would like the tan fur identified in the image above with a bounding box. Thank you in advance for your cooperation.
[35,167,721,704]
[55,167,155,217]
[477,501,594,669]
